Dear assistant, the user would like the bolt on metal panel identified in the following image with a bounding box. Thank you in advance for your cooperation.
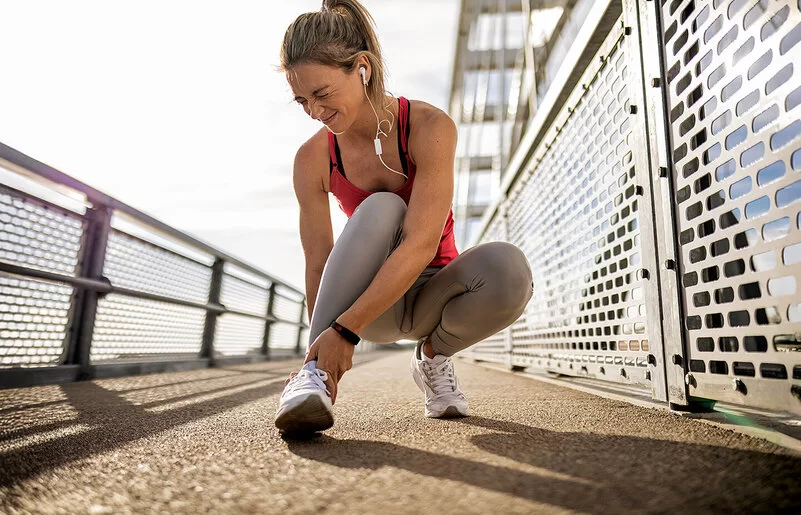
[659,0,801,413]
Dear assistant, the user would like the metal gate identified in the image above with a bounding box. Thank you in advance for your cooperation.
[659,0,801,413]
[467,0,801,414]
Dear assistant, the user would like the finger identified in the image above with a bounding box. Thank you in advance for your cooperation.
[329,380,338,405]
[332,370,344,403]
[284,371,298,387]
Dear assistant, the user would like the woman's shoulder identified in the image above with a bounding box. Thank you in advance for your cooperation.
[405,99,457,160]
[293,127,331,193]
[295,127,331,161]
[406,98,456,135]
[405,98,448,125]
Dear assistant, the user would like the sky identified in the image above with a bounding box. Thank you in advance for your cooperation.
[0,0,460,291]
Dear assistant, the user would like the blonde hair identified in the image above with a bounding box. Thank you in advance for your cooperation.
[280,0,390,109]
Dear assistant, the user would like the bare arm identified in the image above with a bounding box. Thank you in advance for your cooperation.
[305,268,323,321]
[336,112,458,334]
[292,139,334,322]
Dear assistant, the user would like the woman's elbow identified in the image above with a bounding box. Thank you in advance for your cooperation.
[403,236,439,264]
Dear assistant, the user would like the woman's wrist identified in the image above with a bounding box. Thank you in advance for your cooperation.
[334,311,367,335]
[329,321,361,345]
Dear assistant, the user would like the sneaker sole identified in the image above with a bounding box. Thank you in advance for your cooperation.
[426,405,469,418]
[275,395,334,434]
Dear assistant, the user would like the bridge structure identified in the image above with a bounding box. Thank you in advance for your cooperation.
[2,0,801,512]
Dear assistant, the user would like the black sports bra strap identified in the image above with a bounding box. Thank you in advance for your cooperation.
[330,97,411,179]
[396,98,409,177]
[333,136,346,179]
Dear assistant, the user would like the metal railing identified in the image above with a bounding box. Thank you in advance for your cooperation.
[466,0,801,415]
[0,142,311,388]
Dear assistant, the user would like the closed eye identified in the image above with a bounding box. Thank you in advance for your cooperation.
[295,92,328,105]
[293,86,332,109]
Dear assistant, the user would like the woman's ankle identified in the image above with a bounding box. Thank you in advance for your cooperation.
[422,338,436,359]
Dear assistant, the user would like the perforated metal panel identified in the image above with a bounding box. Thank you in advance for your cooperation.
[1,144,310,383]
[0,186,83,277]
[272,286,304,324]
[220,273,270,317]
[0,277,72,366]
[104,230,212,305]
[471,19,659,386]
[90,295,205,362]
[0,187,83,367]
[661,0,801,411]
[268,322,301,350]
[464,211,509,364]
[298,327,309,350]
[213,313,265,356]
[212,272,271,356]
[482,211,508,244]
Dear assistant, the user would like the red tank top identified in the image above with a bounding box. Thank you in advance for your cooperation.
[328,96,459,267]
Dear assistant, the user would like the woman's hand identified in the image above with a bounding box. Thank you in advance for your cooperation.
[304,326,355,404]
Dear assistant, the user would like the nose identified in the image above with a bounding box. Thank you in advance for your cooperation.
[308,99,324,121]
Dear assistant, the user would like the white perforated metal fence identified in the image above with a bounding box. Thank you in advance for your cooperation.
[466,0,801,414]
[0,145,310,387]
[660,0,801,412]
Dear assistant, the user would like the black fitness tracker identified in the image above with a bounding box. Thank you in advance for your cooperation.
[329,321,361,346]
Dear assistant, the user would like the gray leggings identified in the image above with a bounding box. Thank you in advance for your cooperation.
[309,192,534,356]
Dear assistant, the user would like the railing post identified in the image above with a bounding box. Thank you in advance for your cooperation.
[64,205,113,379]
[630,0,690,407]
[201,258,224,364]
[262,283,276,358]
[294,298,307,356]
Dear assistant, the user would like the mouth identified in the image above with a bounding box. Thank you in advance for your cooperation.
[322,113,337,124]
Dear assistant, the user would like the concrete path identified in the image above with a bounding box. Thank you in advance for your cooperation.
[1,350,800,514]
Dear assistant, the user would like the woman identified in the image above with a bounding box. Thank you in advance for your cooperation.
[275,0,533,434]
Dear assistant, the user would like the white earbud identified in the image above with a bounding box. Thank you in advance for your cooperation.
[358,64,407,179]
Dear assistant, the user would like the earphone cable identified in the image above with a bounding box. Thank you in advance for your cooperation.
[364,80,406,178]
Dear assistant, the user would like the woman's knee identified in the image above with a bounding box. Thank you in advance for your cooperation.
[354,192,406,222]
[480,242,533,310]
[346,193,406,240]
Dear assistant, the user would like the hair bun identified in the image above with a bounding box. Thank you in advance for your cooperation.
[282,0,386,109]
[321,0,345,14]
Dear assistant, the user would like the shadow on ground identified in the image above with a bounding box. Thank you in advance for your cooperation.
[0,355,386,487]
[287,415,801,514]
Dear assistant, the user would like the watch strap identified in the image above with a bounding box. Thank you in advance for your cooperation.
[329,321,360,346]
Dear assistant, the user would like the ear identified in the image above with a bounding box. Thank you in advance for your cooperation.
[354,56,370,82]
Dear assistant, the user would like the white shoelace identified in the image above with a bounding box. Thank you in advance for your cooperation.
[285,367,330,396]
[422,358,459,395]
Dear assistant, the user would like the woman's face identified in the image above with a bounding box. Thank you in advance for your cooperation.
[288,62,364,132]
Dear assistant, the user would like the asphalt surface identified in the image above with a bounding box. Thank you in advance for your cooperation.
[1,350,800,514]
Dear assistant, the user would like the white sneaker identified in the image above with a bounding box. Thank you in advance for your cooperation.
[274,360,334,433]
[410,338,469,418]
